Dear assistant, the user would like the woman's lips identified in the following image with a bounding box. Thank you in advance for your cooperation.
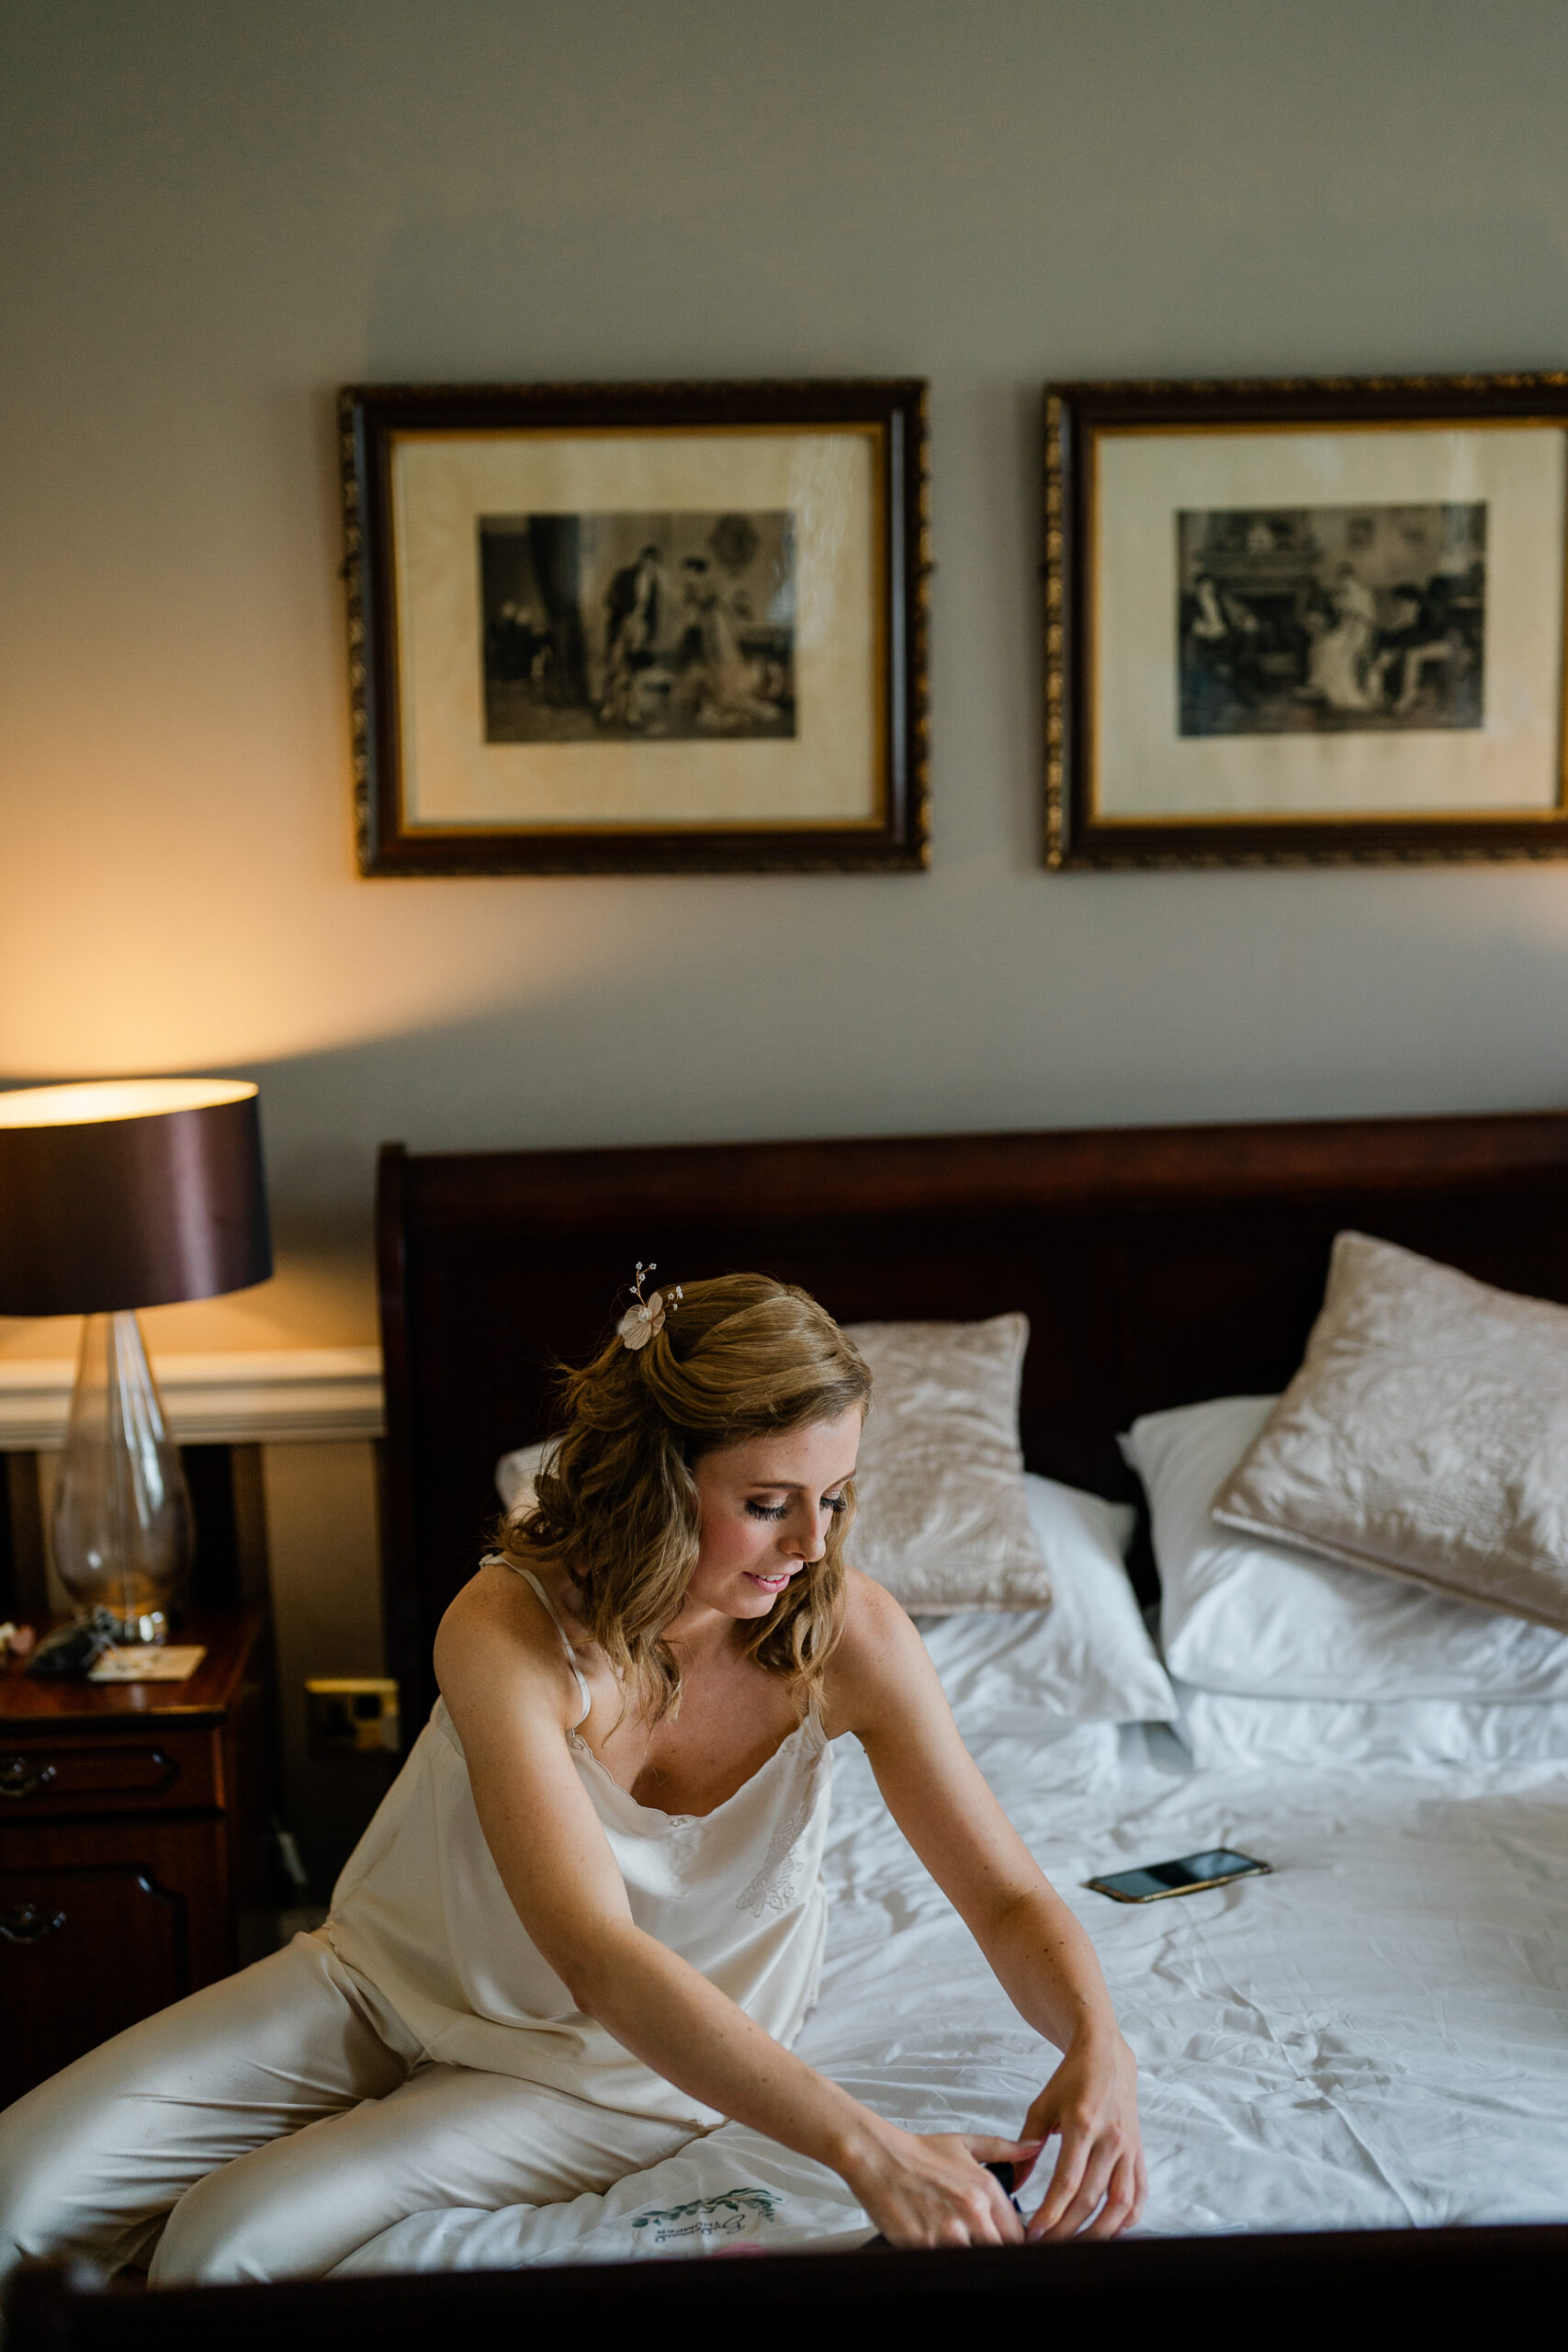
[745,1569,791,1590]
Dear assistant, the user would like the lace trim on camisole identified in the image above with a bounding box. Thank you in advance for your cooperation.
[481,1554,825,1830]
[482,1553,592,1729]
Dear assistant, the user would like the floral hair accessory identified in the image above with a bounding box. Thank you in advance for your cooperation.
[617,1261,682,1352]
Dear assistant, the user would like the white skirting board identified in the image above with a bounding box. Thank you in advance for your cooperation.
[0,1349,385,1448]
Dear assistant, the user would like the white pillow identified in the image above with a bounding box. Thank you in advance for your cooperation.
[495,1447,1172,1728]
[919,1475,1175,1729]
[1123,1396,1568,1702]
[1172,1680,1568,1770]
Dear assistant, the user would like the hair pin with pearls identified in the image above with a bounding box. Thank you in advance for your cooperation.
[617,1261,682,1352]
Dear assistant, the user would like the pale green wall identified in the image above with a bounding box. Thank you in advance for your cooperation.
[6,0,1568,1344]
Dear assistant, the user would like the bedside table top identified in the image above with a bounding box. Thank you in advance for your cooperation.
[0,1609,264,1726]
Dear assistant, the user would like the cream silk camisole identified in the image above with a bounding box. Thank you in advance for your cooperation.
[324,1565,834,2130]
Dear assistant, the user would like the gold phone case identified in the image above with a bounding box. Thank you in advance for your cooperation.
[1086,1860,1271,1904]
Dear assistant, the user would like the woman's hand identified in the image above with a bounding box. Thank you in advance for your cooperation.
[841,2123,1042,2248]
[1015,2029,1145,2240]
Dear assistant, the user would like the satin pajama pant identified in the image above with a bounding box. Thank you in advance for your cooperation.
[0,1932,697,2285]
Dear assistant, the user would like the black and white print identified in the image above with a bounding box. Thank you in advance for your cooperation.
[479,509,796,743]
[1178,502,1486,737]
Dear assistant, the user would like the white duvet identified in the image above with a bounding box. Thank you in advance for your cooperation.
[818,1724,1568,2233]
[338,1719,1568,2268]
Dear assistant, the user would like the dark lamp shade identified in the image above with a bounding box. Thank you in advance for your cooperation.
[0,1080,272,1316]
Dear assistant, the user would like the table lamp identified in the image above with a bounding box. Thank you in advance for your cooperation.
[0,1080,271,1642]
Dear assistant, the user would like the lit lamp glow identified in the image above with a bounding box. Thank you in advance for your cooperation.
[0,1080,272,1641]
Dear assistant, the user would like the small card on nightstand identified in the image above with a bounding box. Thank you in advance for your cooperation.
[88,1645,208,1683]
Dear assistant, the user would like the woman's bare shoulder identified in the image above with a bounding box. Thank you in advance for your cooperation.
[838,1565,916,1646]
[824,1568,936,1732]
[434,1560,581,1725]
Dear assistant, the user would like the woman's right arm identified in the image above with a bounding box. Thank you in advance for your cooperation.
[434,1569,1032,2248]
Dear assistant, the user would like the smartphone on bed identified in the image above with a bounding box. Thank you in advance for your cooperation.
[1086,1849,1270,1904]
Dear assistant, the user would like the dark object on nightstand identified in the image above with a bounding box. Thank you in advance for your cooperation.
[0,1607,270,2107]
[23,1610,118,1679]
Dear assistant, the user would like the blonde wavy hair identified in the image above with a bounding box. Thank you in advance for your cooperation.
[503,1272,871,1724]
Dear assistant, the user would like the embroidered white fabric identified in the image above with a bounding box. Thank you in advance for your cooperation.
[840,1314,1049,1611]
[1211,1231,1568,1631]
[735,1784,821,1920]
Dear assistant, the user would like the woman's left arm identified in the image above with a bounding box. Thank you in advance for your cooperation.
[830,1574,1146,2241]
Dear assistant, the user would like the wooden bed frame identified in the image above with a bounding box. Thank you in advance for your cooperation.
[9,2216,1568,2343]
[377,1106,1568,1722]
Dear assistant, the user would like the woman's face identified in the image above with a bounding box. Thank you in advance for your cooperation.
[685,1408,863,1623]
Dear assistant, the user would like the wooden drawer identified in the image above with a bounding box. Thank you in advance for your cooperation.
[0,1725,222,1816]
[0,1815,232,2106]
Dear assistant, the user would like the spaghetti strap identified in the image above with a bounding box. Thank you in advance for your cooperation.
[483,1555,592,1729]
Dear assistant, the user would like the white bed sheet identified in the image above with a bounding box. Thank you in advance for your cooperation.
[801,1724,1568,2236]
[340,1722,1568,2268]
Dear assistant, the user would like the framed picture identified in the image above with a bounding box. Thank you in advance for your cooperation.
[1044,371,1568,866]
[340,378,929,875]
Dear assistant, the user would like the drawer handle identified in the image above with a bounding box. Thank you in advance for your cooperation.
[0,1904,67,1944]
[0,1756,58,1801]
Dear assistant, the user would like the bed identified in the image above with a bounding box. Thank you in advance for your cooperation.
[20,1110,1566,2335]
[361,1112,1568,2263]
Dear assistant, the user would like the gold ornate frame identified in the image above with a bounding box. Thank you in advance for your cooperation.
[341,379,930,876]
[1044,371,1568,867]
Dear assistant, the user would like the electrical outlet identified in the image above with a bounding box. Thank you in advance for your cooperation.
[305,1677,400,1755]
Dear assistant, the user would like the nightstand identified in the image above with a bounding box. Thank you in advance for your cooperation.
[0,1609,270,2108]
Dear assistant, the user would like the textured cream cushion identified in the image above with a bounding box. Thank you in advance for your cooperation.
[843,1313,1049,1612]
[1212,1233,1568,1632]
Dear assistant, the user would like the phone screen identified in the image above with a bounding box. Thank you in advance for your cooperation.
[1087,1849,1270,1903]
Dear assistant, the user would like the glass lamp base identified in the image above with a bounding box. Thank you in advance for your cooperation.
[52,1311,193,1644]
[116,1607,175,1645]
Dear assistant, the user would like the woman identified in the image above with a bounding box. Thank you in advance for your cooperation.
[673,560,780,729]
[0,1273,1143,2280]
[1304,562,1380,710]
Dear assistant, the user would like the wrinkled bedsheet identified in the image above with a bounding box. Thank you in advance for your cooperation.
[337,1721,1568,2268]
[807,1722,1568,2235]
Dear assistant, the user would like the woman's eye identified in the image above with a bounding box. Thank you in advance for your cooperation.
[744,1493,847,1521]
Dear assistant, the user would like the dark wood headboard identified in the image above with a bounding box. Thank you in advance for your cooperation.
[377,1109,1568,1725]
